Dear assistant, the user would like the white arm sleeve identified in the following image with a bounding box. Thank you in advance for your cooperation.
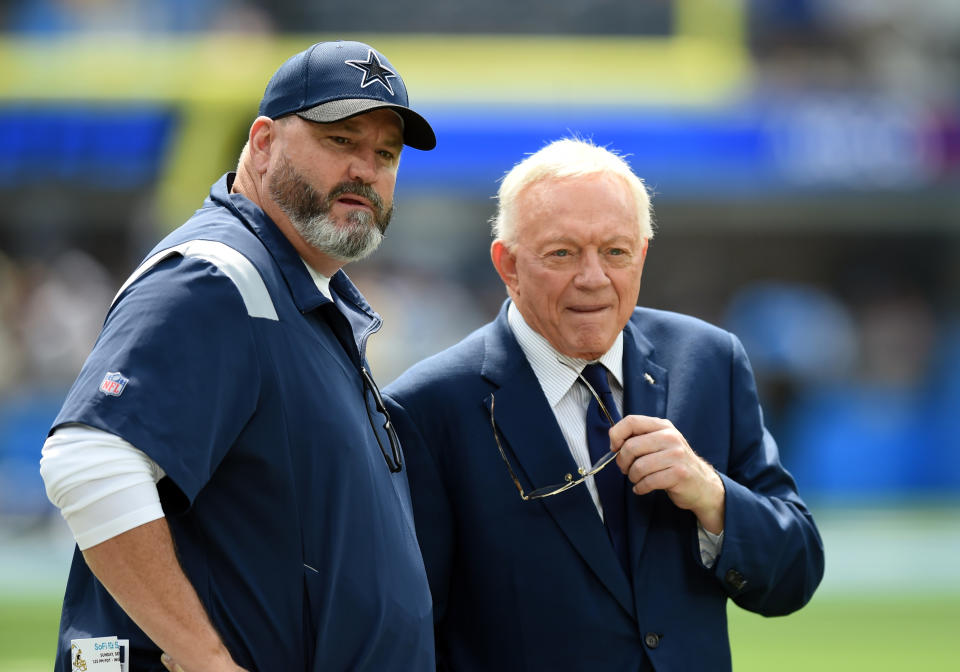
[40,424,167,550]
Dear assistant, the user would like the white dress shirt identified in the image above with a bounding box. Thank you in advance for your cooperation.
[506,302,723,567]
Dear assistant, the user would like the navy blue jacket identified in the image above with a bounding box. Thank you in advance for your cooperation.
[385,301,824,671]
[51,175,434,671]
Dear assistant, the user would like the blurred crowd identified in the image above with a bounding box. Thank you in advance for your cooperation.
[0,249,113,519]
[1,0,959,524]
[749,0,960,104]
[2,0,959,71]
[1,0,273,35]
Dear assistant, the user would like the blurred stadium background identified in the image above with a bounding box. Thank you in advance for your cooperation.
[0,0,958,669]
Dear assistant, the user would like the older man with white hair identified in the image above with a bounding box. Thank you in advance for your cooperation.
[384,138,824,672]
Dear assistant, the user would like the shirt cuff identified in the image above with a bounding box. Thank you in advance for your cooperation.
[697,522,724,568]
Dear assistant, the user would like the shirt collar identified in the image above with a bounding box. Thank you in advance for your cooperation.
[507,301,624,407]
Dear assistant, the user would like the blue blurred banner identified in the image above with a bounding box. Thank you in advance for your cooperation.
[399,96,960,197]
[1,95,955,197]
[0,105,177,189]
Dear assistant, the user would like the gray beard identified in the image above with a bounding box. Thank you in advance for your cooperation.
[269,155,393,263]
[294,210,384,263]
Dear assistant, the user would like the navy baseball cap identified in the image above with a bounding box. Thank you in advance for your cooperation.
[258,40,436,151]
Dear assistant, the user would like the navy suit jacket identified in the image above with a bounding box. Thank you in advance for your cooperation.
[385,302,824,671]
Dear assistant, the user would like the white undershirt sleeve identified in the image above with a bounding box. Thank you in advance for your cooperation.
[40,424,167,550]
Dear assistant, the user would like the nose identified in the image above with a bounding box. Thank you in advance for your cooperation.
[347,149,378,184]
[574,249,609,289]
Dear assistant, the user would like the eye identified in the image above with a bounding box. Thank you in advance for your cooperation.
[550,249,570,257]
[330,136,351,145]
[377,149,396,161]
[608,248,626,256]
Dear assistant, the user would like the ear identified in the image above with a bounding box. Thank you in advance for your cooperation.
[635,238,650,291]
[247,116,276,175]
[490,239,519,293]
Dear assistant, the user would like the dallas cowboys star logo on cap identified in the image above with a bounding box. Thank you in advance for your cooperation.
[344,49,398,96]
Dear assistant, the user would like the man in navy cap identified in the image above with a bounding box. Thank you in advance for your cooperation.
[40,41,437,672]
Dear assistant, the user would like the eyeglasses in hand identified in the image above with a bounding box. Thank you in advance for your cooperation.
[489,365,617,500]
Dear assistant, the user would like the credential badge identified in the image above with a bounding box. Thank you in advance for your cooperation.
[71,642,88,671]
[99,371,129,397]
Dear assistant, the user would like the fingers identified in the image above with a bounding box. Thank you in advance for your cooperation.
[611,416,683,472]
[622,440,689,494]
[608,413,726,529]
[611,415,707,497]
[611,415,691,491]
[161,651,250,672]
[161,653,185,672]
[608,414,673,451]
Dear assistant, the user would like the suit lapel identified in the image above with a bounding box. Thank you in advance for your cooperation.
[481,306,635,618]
[621,318,668,583]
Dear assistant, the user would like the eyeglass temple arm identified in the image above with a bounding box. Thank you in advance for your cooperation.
[557,359,616,426]
[488,396,532,501]
[362,366,404,473]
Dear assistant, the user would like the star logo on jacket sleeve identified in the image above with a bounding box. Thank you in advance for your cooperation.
[344,50,398,96]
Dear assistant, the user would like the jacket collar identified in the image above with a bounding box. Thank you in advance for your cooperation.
[209,174,379,319]
[208,174,382,354]
[620,315,668,612]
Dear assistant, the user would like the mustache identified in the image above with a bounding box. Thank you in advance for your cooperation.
[327,182,385,217]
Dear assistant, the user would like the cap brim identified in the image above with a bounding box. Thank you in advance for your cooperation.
[296,98,436,151]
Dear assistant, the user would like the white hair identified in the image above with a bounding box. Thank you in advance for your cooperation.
[490,137,654,246]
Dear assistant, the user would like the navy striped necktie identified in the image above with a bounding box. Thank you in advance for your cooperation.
[581,363,630,577]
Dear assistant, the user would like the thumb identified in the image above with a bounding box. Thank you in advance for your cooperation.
[160,653,186,672]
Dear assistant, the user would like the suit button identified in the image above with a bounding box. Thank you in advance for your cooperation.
[644,633,661,649]
[725,568,748,591]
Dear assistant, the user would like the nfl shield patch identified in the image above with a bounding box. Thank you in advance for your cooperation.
[99,371,129,397]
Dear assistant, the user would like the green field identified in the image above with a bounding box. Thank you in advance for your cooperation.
[729,594,959,670]
[2,593,957,671]
[0,596,60,672]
